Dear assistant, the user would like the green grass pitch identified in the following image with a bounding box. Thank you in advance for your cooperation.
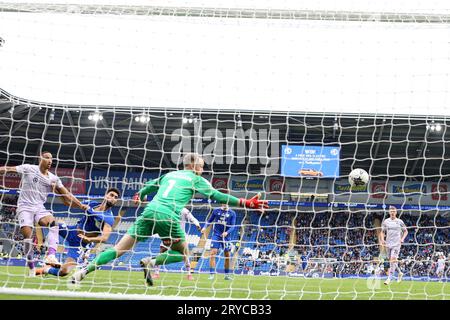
[0,266,448,300]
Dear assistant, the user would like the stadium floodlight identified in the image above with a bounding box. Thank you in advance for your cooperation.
[182,114,198,124]
[88,112,103,122]
[236,114,243,128]
[134,114,150,123]
[427,121,443,132]
[333,121,339,130]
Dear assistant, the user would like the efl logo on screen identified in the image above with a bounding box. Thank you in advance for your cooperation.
[371,182,387,199]
[269,178,285,192]
[432,184,448,201]
[212,177,228,192]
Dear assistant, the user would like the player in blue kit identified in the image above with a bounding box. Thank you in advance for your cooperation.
[35,188,120,277]
[300,251,309,272]
[201,203,237,280]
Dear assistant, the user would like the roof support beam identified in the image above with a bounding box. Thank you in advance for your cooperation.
[66,110,87,163]
[0,107,41,145]
[100,118,130,166]
[147,118,172,169]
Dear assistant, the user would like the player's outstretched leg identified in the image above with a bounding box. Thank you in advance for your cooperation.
[71,234,136,285]
[71,248,118,284]
[180,242,194,281]
[37,259,77,277]
[140,240,187,287]
[397,272,403,283]
[23,238,36,277]
[209,248,218,280]
[153,244,168,279]
[385,259,398,285]
[153,265,160,279]
[20,226,36,277]
[39,216,61,267]
[141,243,193,283]
[223,250,233,280]
[395,260,403,282]
[185,254,193,281]
[140,257,155,286]
[23,239,36,277]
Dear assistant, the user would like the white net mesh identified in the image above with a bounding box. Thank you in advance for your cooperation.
[0,0,449,300]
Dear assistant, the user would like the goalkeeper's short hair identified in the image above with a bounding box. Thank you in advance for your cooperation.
[183,153,202,168]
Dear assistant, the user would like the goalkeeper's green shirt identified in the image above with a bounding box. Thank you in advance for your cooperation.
[138,170,240,220]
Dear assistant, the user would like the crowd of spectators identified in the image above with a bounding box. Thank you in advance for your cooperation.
[236,210,449,277]
[0,195,18,223]
[0,195,38,258]
[1,195,448,277]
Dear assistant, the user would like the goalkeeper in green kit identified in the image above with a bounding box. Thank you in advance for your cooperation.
[71,153,268,286]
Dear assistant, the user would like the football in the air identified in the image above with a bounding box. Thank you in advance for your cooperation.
[348,168,370,187]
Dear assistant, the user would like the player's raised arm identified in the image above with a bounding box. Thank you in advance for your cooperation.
[238,193,268,211]
[133,176,164,203]
[0,166,18,174]
[54,184,88,211]
[194,176,268,211]
[183,208,201,231]
[2,164,36,175]
[78,219,113,244]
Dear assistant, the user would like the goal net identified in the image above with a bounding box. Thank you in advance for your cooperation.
[0,0,449,300]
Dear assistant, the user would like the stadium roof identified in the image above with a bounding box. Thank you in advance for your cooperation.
[1,90,449,181]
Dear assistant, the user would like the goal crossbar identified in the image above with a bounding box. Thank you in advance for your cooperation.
[0,3,449,24]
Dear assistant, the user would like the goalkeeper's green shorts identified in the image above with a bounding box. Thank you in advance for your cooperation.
[127,209,186,243]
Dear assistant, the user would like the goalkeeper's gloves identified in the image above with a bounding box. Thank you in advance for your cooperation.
[239,193,268,211]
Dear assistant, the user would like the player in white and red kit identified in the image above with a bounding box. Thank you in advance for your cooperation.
[152,207,201,280]
[379,206,408,285]
[436,254,446,280]
[0,151,88,276]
